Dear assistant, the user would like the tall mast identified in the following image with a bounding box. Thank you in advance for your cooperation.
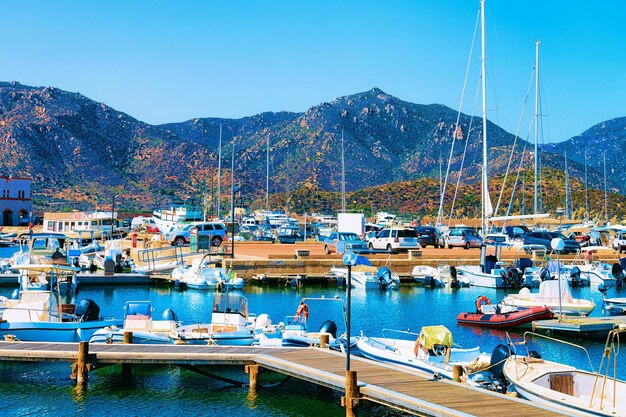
[266,135,269,214]
[604,153,608,223]
[584,151,589,224]
[564,151,571,220]
[533,41,540,215]
[480,0,488,234]
[216,123,222,219]
[341,129,346,213]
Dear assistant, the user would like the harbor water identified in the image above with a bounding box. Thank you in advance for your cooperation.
[0,245,624,416]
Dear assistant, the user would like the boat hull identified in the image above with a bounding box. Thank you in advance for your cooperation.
[456,306,554,329]
[0,319,122,342]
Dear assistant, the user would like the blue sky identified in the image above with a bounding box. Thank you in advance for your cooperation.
[1,0,624,142]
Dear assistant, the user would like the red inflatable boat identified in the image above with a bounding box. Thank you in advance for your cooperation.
[457,304,554,329]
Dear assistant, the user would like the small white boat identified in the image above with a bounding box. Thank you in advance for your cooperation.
[411,265,445,287]
[255,297,347,348]
[356,326,493,386]
[330,256,399,290]
[502,277,595,316]
[171,255,229,290]
[502,327,626,416]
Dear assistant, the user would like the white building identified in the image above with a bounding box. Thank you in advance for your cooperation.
[0,176,33,226]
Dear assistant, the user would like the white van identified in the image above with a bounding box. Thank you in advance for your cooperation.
[131,216,157,230]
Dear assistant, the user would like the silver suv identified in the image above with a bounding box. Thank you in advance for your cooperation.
[367,227,420,253]
[165,222,228,246]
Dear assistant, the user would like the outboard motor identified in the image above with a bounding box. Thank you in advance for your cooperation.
[539,267,551,281]
[161,308,178,321]
[318,320,338,339]
[569,266,583,287]
[612,263,625,287]
[377,266,392,290]
[74,298,101,322]
[490,344,515,382]
[449,266,460,289]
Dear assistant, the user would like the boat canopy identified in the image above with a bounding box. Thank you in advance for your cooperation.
[537,278,573,304]
[417,325,453,349]
[213,293,248,318]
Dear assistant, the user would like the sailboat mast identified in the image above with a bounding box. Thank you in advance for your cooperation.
[341,129,346,213]
[217,123,222,220]
[266,135,269,214]
[584,151,589,224]
[604,153,608,223]
[564,151,571,220]
[533,41,540,215]
[480,0,488,234]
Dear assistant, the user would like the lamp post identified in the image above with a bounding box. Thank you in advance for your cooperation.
[551,238,565,322]
[342,251,358,416]
[111,194,119,237]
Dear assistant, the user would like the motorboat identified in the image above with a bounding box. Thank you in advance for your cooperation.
[172,293,261,345]
[499,328,626,416]
[457,296,553,329]
[171,255,229,290]
[0,264,121,342]
[599,286,626,315]
[90,301,180,344]
[91,293,268,346]
[330,256,399,290]
[412,265,469,288]
[255,297,347,348]
[356,326,494,387]
[502,277,595,316]
[456,243,529,289]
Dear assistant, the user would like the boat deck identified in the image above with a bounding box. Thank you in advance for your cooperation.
[0,341,568,416]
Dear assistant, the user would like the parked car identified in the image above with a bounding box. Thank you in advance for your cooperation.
[324,232,367,255]
[367,227,420,253]
[523,231,581,254]
[415,226,445,248]
[504,225,530,240]
[165,222,228,246]
[446,228,482,249]
[612,230,626,254]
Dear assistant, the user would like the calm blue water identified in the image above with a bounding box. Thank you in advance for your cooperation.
[1,243,624,416]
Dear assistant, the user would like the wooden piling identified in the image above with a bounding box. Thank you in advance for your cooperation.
[122,331,133,379]
[245,364,260,390]
[320,333,330,348]
[343,370,359,417]
[76,341,89,384]
[452,365,464,382]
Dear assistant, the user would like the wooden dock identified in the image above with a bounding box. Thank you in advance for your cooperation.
[0,341,570,416]
[533,316,626,339]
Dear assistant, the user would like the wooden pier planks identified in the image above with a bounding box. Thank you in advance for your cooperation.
[0,342,568,416]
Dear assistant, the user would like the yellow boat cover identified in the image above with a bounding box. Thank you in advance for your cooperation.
[417,325,453,349]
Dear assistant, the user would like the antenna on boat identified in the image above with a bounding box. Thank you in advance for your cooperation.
[266,134,270,216]
[564,150,571,220]
[585,150,589,225]
[603,152,608,223]
[217,122,223,220]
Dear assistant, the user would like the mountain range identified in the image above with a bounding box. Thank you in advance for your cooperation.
[0,81,624,218]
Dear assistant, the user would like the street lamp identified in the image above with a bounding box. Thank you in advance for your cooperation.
[342,251,358,370]
[111,194,119,237]
[342,250,358,416]
[551,238,565,322]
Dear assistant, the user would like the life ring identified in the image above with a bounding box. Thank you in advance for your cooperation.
[475,295,491,312]
[295,302,309,322]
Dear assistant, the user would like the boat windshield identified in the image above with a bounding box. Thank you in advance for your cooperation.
[213,293,248,317]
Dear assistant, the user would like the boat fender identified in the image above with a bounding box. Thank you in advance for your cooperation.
[414,339,428,359]
[475,295,491,313]
[294,301,309,322]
